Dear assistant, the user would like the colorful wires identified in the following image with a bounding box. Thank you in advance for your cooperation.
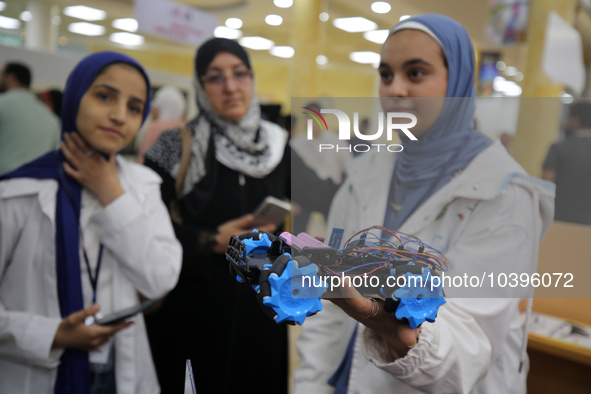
[320,225,448,276]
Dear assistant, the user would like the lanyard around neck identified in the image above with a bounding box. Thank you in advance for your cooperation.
[83,244,104,304]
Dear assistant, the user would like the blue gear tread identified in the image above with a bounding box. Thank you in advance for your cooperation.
[393,270,446,329]
[263,259,326,325]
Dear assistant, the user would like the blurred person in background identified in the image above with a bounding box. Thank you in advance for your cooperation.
[137,85,187,164]
[0,62,60,175]
[38,88,64,118]
[542,101,591,225]
[290,102,351,234]
[349,117,371,157]
[144,37,290,394]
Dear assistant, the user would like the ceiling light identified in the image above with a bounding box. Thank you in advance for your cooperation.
[316,55,328,65]
[0,2,6,12]
[239,36,274,50]
[270,46,294,58]
[560,92,574,104]
[496,61,506,71]
[265,15,283,26]
[58,36,68,46]
[504,66,518,77]
[112,18,138,32]
[68,22,105,36]
[63,5,106,22]
[502,84,522,96]
[274,0,293,8]
[225,18,242,29]
[399,15,411,21]
[371,2,391,14]
[0,16,21,29]
[514,72,524,82]
[493,76,522,96]
[110,32,144,46]
[349,51,380,67]
[319,12,329,22]
[20,11,32,22]
[333,17,377,33]
[363,29,389,44]
[214,26,242,39]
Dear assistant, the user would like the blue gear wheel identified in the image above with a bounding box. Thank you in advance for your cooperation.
[393,270,446,329]
[263,259,327,325]
[242,231,273,256]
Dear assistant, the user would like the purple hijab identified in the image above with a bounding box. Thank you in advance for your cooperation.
[1,51,151,394]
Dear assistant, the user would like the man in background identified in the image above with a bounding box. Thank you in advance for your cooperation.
[290,102,351,233]
[0,62,60,175]
[349,117,371,156]
[542,101,591,225]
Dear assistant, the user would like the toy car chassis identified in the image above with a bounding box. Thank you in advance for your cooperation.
[226,226,446,328]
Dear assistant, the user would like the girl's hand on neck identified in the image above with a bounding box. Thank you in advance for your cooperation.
[60,132,125,207]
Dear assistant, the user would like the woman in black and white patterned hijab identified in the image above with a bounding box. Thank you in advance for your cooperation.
[143,38,290,394]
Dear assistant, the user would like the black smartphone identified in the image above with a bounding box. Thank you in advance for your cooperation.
[93,300,156,326]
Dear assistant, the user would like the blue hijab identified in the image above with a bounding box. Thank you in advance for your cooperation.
[0,51,151,394]
[332,14,493,392]
[384,14,493,231]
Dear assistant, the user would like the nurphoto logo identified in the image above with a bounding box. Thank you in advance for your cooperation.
[302,106,418,153]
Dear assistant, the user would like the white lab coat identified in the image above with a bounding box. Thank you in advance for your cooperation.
[294,142,555,394]
[0,157,182,394]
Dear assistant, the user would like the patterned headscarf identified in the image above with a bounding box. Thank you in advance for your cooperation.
[145,38,287,201]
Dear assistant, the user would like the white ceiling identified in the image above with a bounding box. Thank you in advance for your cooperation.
[1,1,516,62]
[2,0,590,81]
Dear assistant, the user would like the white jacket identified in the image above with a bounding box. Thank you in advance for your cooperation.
[0,157,182,394]
[294,142,555,394]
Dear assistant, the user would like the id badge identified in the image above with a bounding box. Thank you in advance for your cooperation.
[89,338,112,365]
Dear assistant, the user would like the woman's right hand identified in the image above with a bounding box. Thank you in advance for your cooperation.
[51,304,133,351]
[213,214,277,254]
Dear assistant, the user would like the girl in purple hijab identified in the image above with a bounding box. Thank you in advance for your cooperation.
[0,52,182,394]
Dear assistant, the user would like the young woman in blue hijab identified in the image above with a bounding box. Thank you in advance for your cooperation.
[294,14,554,394]
[0,52,182,394]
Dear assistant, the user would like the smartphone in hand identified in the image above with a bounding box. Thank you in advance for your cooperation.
[253,196,291,226]
[86,300,156,326]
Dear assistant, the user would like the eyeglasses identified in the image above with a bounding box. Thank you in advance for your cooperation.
[201,69,253,87]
